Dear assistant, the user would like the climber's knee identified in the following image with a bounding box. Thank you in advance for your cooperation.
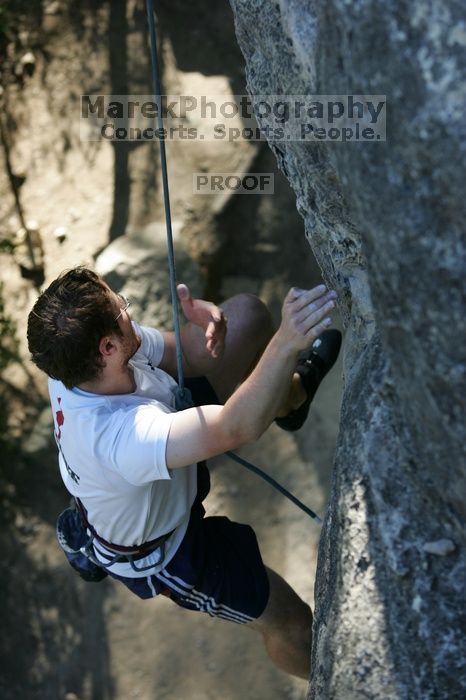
[224,292,274,343]
[205,294,273,401]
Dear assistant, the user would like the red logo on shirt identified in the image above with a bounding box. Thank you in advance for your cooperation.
[56,397,64,440]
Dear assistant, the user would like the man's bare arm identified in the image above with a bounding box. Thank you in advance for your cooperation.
[165,285,336,469]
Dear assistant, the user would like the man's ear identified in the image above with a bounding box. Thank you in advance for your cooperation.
[98,335,117,358]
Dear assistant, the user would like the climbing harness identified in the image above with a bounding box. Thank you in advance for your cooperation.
[74,496,173,571]
[145,0,321,525]
[56,499,168,582]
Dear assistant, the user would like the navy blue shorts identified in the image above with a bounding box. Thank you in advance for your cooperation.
[106,377,270,624]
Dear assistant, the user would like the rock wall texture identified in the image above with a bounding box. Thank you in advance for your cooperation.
[229,1,466,698]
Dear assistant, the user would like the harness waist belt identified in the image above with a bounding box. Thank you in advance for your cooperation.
[75,498,174,558]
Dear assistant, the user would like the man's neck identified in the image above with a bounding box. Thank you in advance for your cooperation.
[77,365,136,395]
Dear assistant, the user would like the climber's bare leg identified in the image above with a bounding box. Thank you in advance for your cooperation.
[206,293,306,412]
[205,293,273,402]
[247,567,312,679]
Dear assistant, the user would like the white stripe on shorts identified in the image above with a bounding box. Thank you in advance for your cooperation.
[157,569,254,624]
[146,575,157,598]
[160,569,254,622]
[158,570,251,622]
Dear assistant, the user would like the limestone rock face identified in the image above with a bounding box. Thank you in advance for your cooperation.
[229,1,466,697]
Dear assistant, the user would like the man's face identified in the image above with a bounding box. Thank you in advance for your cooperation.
[101,281,141,362]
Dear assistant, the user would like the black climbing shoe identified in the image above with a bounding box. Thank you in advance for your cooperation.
[275,329,342,432]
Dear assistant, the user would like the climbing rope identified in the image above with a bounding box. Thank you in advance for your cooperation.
[145,0,322,525]
[145,0,191,411]
[226,451,321,523]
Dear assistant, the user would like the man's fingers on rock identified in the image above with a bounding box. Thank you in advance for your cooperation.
[286,285,323,302]
[295,299,335,329]
[289,285,324,310]
[294,294,335,321]
[307,317,332,339]
[292,286,336,313]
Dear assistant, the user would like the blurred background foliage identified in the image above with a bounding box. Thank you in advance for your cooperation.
[0,276,19,443]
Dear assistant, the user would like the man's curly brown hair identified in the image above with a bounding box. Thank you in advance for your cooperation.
[27,267,123,389]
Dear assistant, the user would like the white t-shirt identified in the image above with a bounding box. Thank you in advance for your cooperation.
[49,321,198,578]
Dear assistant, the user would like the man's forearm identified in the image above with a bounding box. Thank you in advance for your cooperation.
[220,332,298,443]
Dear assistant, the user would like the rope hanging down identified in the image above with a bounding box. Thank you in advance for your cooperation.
[145,0,322,525]
[145,0,191,410]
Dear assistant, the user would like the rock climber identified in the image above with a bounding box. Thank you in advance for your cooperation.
[27,266,341,679]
